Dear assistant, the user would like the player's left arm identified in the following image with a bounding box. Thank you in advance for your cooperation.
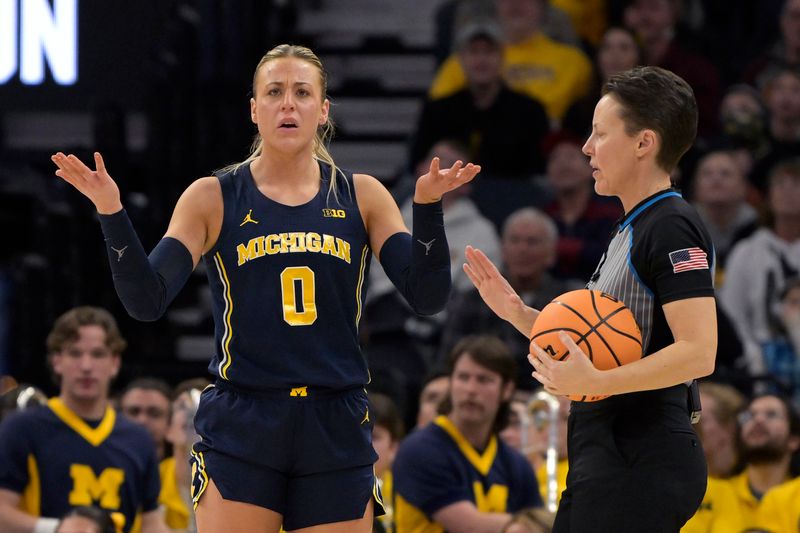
[139,509,171,533]
[355,158,479,315]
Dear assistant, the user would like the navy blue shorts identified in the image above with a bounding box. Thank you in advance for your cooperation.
[189,382,384,530]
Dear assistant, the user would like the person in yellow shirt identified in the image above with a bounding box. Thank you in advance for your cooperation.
[550,0,607,46]
[728,394,800,529]
[756,476,800,533]
[429,0,592,123]
[680,477,744,533]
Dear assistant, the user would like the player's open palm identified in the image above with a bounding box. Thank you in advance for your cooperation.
[52,152,122,215]
[463,245,526,323]
[414,157,480,203]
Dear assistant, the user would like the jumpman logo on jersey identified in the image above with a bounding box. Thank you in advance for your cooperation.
[361,407,370,425]
[417,239,436,256]
[111,246,128,262]
[239,209,259,226]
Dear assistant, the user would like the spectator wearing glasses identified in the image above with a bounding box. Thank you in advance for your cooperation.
[120,379,189,532]
[727,394,800,529]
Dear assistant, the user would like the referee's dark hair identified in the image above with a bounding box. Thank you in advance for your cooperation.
[604,66,698,174]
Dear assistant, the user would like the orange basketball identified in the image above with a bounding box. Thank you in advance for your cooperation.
[530,289,642,402]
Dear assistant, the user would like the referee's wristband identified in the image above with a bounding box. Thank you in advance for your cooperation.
[34,517,60,533]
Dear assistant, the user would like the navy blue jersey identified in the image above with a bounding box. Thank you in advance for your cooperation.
[202,162,372,390]
[392,416,541,533]
[0,399,161,532]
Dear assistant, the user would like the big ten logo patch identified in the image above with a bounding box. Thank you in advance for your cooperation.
[322,209,346,219]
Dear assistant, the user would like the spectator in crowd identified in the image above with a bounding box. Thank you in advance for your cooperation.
[370,393,405,533]
[119,378,189,532]
[697,381,746,478]
[749,68,800,191]
[541,132,622,281]
[721,159,800,377]
[410,22,551,179]
[562,26,643,139]
[743,0,800,89]
[689,150,759,274]
[728,394,800,528]
[439,208,582,389]
[415,371,450,430]
[680,476,744,533]
[430,0,593,125]
[55,506,119,533]
[711,84,770,179]
[624,0,721,137]
[549,0,607,47]
[0,306,168,533]
[119,379,172,463]
[755,473,800,533]
[760,277,800,405]
[393,336,542,532]
[165,378,209,533]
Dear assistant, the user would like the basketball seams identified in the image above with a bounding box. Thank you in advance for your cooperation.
[557,298,631,366]
[530,288,643,402]
[531,328,591,361]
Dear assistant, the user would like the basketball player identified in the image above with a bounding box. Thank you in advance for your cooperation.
[51,44,480,533]
[0,307,168,533]
[392,336,542,533]
[464,66,717,531]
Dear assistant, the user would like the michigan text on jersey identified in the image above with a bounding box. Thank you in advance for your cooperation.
[236,233,351,266]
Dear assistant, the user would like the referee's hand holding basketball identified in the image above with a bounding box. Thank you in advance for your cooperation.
[530,332,599,397]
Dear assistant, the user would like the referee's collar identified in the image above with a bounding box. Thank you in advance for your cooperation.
[618,188,682,230]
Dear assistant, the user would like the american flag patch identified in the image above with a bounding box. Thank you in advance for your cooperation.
[668,247,708,273]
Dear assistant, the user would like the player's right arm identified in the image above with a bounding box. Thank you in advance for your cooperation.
[463,246,540,337]
[52,152,221,322]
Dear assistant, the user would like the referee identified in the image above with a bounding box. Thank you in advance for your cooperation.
[464,66,716,532]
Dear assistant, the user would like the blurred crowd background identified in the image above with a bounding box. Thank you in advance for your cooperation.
[1,0,800,530]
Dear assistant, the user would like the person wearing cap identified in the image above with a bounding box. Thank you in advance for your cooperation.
[429,0,592,124]
[410,20,551,180]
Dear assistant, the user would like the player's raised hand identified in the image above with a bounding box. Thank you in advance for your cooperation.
[51,152,123,214]
[463,245,526,324]
[413,157,480,204]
